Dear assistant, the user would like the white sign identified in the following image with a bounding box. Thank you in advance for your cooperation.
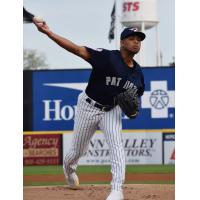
[141,81,175,118]
[63,131,163,165]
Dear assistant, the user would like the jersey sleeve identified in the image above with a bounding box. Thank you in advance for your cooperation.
[84,47,109,70]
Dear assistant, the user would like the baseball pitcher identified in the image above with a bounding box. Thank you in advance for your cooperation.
[33,17,145,200]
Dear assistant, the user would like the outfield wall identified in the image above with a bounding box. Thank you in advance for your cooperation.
[23,67,175,131]
[23,67,175,166]
[23,131,175,166]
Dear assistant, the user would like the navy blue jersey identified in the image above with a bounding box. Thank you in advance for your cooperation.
[85,47,145,106]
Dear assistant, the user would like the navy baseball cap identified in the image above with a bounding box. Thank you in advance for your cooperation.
[120,27,146,41]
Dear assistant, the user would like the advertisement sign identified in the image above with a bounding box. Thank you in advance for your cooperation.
[32,70,90,131]
[63,131,163,165]
[32,67,175,131]
[23,134,62,166]
[163,133,175,164]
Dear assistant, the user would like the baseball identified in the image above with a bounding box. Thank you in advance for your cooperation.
[34,16,44,23]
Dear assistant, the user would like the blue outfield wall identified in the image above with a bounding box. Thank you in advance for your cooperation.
[32,67,175,131]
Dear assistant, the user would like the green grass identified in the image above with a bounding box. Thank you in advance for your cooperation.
[126,165,175,174]
[24,165,175,176]
[24,165,63,175]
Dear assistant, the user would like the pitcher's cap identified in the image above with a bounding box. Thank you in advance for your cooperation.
[120,27,146,41]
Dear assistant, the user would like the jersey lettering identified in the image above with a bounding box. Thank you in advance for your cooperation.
[111,77,117,86]
[106,77,111,85]
[106,76,122,87]
[116,78,122,86]
[123,80,134,89]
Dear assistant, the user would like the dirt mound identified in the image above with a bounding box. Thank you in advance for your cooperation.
[24,184,175,200]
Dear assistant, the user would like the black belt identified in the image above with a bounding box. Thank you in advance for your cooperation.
[86,98,113,112]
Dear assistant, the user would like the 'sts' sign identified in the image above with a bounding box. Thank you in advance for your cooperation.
[123,1,140,12]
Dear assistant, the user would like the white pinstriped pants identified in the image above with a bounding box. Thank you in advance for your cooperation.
[63,92,125,191]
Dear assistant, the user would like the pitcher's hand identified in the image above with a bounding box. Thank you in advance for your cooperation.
[33,17,52,36]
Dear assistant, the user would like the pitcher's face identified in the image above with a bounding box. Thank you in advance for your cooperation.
[120,35,141,54]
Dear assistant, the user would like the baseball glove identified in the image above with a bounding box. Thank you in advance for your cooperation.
[116,86,139,119]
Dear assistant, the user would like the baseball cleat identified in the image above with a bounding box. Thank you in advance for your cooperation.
[106,190,124,200]
[67,173,79,189]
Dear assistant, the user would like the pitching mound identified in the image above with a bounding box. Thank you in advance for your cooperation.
[24,184,175,200]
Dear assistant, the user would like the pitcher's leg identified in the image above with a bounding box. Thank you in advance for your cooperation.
[63,93,100,177]
[99,106,125,191]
